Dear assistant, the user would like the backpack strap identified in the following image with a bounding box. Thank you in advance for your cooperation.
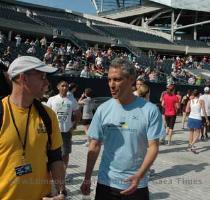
[0,99,3,130]
[33,99,52,148]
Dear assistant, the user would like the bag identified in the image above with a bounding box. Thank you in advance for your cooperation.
[0,98,52,148]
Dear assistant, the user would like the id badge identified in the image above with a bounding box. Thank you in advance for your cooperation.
[15,164,32,176]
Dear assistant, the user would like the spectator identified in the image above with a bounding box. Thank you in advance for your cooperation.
[199,87,210,140]
[40,36,47,49]
[47,80,80,177]
[78,88,94,146]
[162,84,179,145]
[186,89,209,153]
[80,66,91,78]
[133,78,145,96]
[0,61,12,98]
[15,34,21,47]
[27,45,36,55]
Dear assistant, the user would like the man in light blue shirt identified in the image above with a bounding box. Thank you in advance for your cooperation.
[81,57,165,200]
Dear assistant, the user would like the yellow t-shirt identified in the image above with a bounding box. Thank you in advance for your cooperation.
[0,97,63,200]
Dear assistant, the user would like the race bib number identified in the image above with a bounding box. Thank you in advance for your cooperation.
[57,112,68,122]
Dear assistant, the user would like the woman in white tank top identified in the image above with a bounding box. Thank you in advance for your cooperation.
[186,89,209,153]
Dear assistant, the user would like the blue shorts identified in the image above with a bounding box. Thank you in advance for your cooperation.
[188,118,202,129]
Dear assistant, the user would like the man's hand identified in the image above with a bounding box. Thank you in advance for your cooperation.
[42,194,65,200]
[80,179,91,195]
[120,174,141,195]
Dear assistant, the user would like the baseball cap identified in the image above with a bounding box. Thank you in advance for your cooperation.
[204,86,209,92]
[8,56,57,79]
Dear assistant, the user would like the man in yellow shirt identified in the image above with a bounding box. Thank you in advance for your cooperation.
[0,56,66,199]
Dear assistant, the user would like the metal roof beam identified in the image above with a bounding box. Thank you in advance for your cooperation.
[175,20,210,30]
[91,0,99,12]
[146,8,171,25]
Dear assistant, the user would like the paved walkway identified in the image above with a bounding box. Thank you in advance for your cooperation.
[65,117,210,200]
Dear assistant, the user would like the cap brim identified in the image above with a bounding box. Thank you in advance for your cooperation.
[35,64,58,73]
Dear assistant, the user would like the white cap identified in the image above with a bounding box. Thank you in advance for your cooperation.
[8,56,57,79]
[204,87,209,92]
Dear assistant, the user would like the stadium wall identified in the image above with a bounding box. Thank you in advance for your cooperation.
[48,76,203,104]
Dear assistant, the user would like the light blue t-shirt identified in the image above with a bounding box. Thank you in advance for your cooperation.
[88,97,165,189]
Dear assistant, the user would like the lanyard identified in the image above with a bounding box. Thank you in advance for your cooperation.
[8,96,32,159]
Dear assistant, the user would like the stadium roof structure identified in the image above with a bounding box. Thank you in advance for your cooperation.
[91,0,210,43]
[91,0,142,13]
[92,0,210,13]
[0,0,209,56]
[151,0,210,13]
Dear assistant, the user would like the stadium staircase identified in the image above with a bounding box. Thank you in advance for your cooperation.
[30,14,89,51]
[62,29,88,51]
[27,13,49,27]
[88,23,148,64]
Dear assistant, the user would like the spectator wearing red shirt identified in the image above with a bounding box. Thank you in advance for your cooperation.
[162,84,179,145]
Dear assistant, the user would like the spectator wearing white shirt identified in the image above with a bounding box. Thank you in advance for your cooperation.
[15,34,21,47]
[199,87,210,140]
[80,66,90,78]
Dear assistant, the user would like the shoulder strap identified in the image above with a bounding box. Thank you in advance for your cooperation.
[33,99,52,148]
[0,99,3,130]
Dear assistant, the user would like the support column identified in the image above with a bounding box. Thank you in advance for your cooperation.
[100,0,104,12]
[8,31,12,42]
[194,11,198,40]
[171,9,175,42]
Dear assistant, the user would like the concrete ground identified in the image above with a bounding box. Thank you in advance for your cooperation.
[65,117,210,200]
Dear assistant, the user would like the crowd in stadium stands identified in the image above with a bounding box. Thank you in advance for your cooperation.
[169,55,209,85]
[0,31,210,85]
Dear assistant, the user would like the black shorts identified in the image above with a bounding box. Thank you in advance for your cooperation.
[95,183,149,200]
[165,115,176,129]
[82,119,92,125]
[61,131,72,156]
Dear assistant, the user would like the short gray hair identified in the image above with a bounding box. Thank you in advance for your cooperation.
[110,57,136,79]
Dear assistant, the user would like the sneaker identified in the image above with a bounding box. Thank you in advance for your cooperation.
[187,144,192,150]
[191,148,198,154]
[200,135,205,141]
[190,146,199,154]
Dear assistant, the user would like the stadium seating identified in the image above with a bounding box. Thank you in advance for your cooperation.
[94,25,172,44]
[175,40,209,47]
[33,10,75,19]
[34,15,99,35]
[0,6,38,25]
